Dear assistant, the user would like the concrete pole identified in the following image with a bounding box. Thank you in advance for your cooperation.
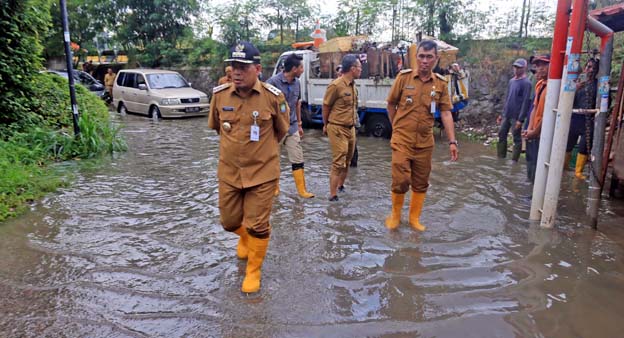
[587,17,614,229]
[540,0,588,228]
[60,0,80,136]
[529,0,572,220]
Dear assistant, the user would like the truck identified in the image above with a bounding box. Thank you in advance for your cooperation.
[271,40,469,138]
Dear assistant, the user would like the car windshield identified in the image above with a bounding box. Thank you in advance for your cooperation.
[73,71,96,85]
[146,73,189,89]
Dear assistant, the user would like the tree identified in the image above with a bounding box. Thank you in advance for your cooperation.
[216,0,264,46]
[263,0,313,45]
[43,0,102,59]
[331,0,392,37]
[1,0,53,130]
[92,0,199,67]
[407,0,489,41]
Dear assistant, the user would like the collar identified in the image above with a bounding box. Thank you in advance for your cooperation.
[278,72,295,84]
[230,79,263,97]
[340,76,354,87]
[414,71,433,82]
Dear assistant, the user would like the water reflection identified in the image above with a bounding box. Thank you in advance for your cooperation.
[0,113,623,337]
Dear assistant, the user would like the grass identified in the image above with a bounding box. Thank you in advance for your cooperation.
[0,73,126,222]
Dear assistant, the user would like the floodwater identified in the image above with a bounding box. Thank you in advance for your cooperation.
[1,113,624,338]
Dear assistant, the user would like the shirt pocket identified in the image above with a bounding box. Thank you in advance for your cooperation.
[421,89,444,109]
[415,114,434,144]
[219,110,239,123]
[342,92,354,106]
[400,89,417,109]
[258,110,273,134]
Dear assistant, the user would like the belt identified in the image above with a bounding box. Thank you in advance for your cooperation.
[328,122,354,129]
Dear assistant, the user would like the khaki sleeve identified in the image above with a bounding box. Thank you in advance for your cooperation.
[438,78,453,112]
[208,94,219,132]
[386,75,403,105]
[273,93,290,141]
[323,83,338,107]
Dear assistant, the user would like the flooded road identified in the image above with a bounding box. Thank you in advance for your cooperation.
[2,113,624,338]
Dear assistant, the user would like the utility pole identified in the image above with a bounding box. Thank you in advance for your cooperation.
[60,0,80,136]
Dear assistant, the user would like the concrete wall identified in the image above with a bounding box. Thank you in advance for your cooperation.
[168,67,216,96]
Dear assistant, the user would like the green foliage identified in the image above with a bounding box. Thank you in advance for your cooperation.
[97,0,199,67]
[0,0,52,129]
[0,138,65,221]
[1,72,125,222]
[0,105,125,222]
[42,0,101,59]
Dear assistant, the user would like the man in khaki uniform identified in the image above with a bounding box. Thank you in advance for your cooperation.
[104,68,116,97]
[385,40,459,231]
[208,41,290,294]
[218,66,233,85]
[322,55,361,201]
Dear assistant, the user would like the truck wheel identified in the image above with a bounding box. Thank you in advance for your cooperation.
[366,114,391,138]
[301,105,312,128]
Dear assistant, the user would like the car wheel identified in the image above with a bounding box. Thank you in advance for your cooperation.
[118,102,127,114]
[366,114,391,138]
[150,105,161,119]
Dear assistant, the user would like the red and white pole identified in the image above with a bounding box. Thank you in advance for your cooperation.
[530,0,573,220]
[540,0,589,228]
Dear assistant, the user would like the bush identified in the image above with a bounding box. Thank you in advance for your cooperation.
[0,72,126,222]
[0,0,52,131]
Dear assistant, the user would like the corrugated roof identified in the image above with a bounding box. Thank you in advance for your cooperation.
[590,3,624,32]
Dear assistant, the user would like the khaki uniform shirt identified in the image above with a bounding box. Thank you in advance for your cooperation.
[323,76,357,127]
[208,80,290,188]
[386,69,451,154]
[104,73,115,87]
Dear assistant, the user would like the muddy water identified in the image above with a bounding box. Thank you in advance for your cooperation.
[1,113,624,338]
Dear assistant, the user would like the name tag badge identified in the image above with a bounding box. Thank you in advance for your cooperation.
[250,125,260,141]
[430,87,437,114]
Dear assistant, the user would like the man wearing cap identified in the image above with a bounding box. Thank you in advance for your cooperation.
[523,54,550,184]
[496,58,532,161]
[218,66,233,85]
[322,54,362,201]
[265,53,314,199]
[384,40,458,231]
[208,41,290,294]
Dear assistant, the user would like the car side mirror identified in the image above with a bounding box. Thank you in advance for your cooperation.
[138,83,147,90]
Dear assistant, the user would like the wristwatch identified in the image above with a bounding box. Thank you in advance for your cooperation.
[449,140,459,147]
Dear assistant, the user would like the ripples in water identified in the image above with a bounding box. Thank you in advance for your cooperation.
[1,113,624,337]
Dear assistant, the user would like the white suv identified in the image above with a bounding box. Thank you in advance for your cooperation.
[113,69,209,118]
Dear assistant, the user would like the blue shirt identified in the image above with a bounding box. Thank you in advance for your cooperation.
[502,76,532,121]
[266,72,300,135]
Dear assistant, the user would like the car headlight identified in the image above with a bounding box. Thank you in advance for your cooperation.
[161,98,181,105]
[199,95,209,103]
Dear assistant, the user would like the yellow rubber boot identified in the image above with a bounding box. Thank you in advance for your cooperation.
[385,192,405,230]
[293,169,314,198]
[408,191,427,232]
[575,153,588,180]
[233,226,249,260]
[564,152,572,171]
[274,180,280,197]
[241,236,270,293]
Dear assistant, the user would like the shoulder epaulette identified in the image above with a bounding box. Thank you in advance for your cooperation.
[435,73,448,81]
[399,68,412,74]
[213,82,232,93]
[262,82,282,96]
